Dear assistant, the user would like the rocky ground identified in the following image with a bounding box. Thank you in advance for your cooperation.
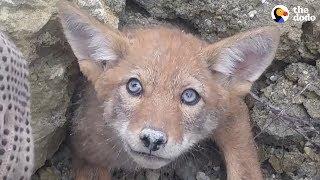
[0,0,319,179]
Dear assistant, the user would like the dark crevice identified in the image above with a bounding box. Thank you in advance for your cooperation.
[120,0,200,37]
[126,0,152,17]
[300,21,320,63]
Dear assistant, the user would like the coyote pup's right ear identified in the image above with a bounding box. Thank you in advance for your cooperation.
[57,0,128,82]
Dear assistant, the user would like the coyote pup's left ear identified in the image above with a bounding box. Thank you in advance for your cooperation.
[205,27,280,85]
[58,1,128,81]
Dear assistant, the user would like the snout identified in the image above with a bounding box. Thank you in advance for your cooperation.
[125,128,170,169]
[139,128,167,151]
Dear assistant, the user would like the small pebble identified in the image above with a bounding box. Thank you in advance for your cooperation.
[269,75,278,82]
[196,172,210,180]
[248,10,257,18]
[213,166,220,172]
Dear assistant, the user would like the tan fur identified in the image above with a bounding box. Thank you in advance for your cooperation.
[58,1,280,179]
[212,97,263,180]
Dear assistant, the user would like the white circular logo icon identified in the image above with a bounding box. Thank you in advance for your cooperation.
[271,5,289,23]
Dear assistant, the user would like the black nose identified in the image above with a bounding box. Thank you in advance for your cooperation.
[139,128,167,151]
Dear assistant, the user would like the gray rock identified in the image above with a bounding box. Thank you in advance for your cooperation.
[261,77,307,117]
[72,0,122,28]
[37,167,60,180]
[284,62,320,97]
[133,0,320,62]
[0,0,59,39]
[268,148,305,174]
[303,99,320,119]
[196,172,210,180]
[295,161,320,179]
[105,0,126,16]
[28,16,77,170]
[269,75,279,82]
[282,151,306,173]
[251,105,304,146]
[261,143,320,179]
[284,63,318,85]
[119,1,161,28]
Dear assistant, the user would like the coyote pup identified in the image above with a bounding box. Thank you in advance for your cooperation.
[58,1,280,179]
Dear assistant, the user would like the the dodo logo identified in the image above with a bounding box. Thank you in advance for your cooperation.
[271,5,289,23]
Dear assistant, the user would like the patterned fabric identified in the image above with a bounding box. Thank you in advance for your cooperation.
[0,31,33,180]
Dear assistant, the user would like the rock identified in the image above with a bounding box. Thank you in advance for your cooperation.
[0,0,59,38]
[284,62,320,97]
[72,0,124,28]
[251,72,320,146]
[303,99,320,119]
[28,16,78,170]
[248,10,257,18]
[119,1,161,29]
[296,161,320,179]
[262,77,306,109]
[304,146,320,162]
[265,145,320,179]
[284,63,318,85]
[196,172,210,180]
[105,0,126,16]
[269,75,279,82]
[301,21,320,60]
[264,174,282,180]
[268,148,305,174]
[50,142,72,180]
[269,155,282,173]
[282,63,320,118]
[251,105,305,146]
[37,167,60,180]
[282,151,305,173]
[251,77,306,145]
[258,144,272,162]
[133,0,320,62]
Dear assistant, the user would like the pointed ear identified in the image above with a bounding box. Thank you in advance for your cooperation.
[57,1,129,81]
[205,27,281,84]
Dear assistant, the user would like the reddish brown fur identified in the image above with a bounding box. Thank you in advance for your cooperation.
[93,27,225,143]
[58,1,280,180]
[72,27,260,180]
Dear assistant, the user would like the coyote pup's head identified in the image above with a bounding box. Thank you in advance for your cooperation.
[59,2,280,169]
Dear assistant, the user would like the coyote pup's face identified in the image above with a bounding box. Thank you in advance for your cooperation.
[59,2,280,169]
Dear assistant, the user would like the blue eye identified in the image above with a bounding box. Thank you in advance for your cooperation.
[181,88,200,105]
[126,78,143,96]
